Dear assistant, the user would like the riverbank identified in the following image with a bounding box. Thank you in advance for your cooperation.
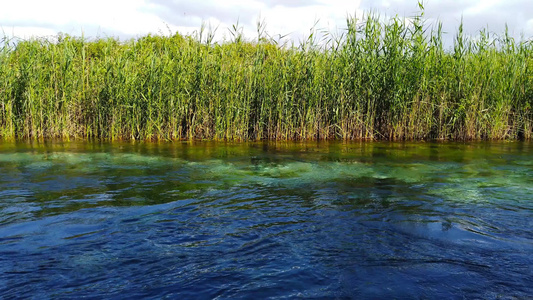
[1,11,532,141]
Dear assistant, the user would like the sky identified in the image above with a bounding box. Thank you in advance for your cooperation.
[1,0,533,47]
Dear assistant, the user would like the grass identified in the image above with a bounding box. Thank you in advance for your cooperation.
[1,7,532,141]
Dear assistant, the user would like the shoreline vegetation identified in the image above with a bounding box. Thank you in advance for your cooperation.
[1,9,532,141]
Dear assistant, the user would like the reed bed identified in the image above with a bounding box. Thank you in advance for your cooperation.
[1,9,532,141]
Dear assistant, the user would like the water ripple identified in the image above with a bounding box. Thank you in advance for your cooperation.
[0,142,532,298]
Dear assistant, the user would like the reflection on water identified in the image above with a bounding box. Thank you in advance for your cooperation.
[0,141,532,298]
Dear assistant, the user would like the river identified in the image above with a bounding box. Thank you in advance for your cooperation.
[0,141,532,298]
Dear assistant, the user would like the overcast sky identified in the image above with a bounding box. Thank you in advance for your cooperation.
[2,0,533,47]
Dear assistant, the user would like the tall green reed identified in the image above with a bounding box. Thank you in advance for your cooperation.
[0,6,532,141]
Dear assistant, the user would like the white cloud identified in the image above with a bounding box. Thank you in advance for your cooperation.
[1,0,532,45]
[1,26,57,39]
[259,0,362,42]
[145,0,362,43]
[0,0,175,38]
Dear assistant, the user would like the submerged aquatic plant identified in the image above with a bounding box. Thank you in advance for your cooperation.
[0,6,532,141]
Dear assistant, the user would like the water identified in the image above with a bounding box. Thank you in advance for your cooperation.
[0,141,532,299]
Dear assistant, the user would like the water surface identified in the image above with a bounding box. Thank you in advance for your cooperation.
[0,141,532,298]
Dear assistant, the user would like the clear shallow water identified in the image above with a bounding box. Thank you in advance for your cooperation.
[0,141,532,299]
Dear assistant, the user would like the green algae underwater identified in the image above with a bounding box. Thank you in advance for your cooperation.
[0,141,532,298]
[1,6,533,141]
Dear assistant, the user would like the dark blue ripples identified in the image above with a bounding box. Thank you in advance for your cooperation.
[0,142,532,299]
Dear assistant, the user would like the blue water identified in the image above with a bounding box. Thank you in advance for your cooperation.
[0,141,532,299]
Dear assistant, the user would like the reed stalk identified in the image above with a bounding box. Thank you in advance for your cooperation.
[1,6,532,141]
